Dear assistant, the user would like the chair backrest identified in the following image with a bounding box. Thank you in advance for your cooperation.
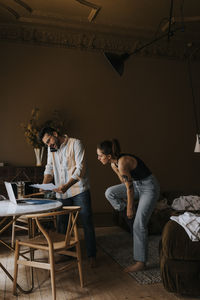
[26,206,81,248]
[64,207,80,246]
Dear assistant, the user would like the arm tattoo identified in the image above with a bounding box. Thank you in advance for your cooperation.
[122,175,129,182]
[122,175,133,188]
[122,175,133,190]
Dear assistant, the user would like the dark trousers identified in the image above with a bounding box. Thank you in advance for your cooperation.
[57,190,96,258]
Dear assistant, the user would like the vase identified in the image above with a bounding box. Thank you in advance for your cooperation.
[34,147,44,166]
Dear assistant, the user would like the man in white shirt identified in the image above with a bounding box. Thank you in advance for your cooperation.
[39,127,96,266]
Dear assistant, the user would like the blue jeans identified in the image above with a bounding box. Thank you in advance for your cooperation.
[105,174,160,262]
[57,190,96,258]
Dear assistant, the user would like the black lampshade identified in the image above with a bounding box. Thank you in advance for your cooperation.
[104,52,130,76]
[104,30,176,76]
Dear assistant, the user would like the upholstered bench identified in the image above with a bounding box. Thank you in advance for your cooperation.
[159,219,200,296]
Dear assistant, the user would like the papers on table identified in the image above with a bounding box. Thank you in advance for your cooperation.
[30,183,57,191]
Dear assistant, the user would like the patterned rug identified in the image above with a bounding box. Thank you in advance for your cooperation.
[97,230,162,284]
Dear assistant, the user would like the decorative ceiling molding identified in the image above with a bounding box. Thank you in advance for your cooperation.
[13,0,32,13]
[0,0,200,61]
[75,0,101,22]
[0,3,20,19]
[0,21,200,60]
[0,0,101,22]
[0,0,32,18]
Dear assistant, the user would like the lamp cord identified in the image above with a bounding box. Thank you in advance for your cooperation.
[187,48,200,139]
[129,27,182,56]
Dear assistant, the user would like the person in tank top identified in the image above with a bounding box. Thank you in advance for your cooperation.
[97,139,160,272]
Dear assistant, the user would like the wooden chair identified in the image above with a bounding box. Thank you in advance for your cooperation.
[13,206,83,300]
[11,216,33,248]
[11,192,56,248]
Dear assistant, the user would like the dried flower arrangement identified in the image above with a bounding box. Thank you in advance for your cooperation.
[21,108,64,149]
[21,108,42,148]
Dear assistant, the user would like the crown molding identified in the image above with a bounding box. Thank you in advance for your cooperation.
[0,21,200,60]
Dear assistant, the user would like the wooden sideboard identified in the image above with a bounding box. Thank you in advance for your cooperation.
[0,166,45,197]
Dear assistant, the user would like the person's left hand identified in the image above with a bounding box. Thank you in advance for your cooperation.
[54,184,67,194]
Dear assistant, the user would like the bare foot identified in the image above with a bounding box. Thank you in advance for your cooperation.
[123,261,145,272]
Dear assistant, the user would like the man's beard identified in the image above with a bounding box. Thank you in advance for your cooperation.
[50,147,57,152]
[50,137,60,152]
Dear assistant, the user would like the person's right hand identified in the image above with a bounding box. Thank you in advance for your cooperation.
[53,184,68,194]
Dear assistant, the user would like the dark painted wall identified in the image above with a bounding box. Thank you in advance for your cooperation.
[0,41,200,212]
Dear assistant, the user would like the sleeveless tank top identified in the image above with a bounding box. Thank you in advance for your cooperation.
[117,153,152,180]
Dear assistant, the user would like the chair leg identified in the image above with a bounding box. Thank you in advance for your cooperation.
[53,215,57,229]
[11,217,16,248]
[28,216,36,285]
[49,247,56,300]
[73,215,83,287]
[28,218,36,238]
[76,242,84,288]
[13,240,20,295]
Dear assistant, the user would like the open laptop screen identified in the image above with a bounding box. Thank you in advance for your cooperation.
[4,182,51,205]
[5,181,18,204]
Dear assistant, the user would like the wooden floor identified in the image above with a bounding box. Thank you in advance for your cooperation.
[0,226,199,300]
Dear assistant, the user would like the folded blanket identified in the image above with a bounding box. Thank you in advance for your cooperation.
[171,212,200,241]
[171,195,200,211]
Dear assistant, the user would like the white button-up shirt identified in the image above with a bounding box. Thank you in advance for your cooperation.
[44,136,90,199]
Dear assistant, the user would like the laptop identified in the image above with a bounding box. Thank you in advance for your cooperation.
[4,181,47,205]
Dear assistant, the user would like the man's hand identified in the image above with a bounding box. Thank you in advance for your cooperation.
[54,178,78,194]
[54,184,68,194]
[41,174,53,192]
